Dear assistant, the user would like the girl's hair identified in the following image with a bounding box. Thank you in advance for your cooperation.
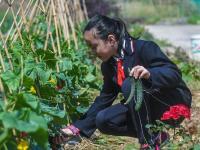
[83,14,130,41]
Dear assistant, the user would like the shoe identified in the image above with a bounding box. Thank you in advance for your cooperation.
[65,135,82,146]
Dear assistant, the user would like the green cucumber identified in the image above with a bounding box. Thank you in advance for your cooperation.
[125,77,143,111]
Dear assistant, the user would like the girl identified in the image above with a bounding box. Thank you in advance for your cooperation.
[54,14,192,149]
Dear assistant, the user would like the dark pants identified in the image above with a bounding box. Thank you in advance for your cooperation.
[73,78,186,144]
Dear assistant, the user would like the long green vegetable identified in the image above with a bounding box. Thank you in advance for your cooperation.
[125,77,143,111]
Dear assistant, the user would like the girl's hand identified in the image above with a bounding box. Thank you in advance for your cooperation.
[129,65,150,79]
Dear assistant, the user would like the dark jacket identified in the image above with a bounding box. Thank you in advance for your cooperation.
[100,39,192,107]
[73,39,192,137]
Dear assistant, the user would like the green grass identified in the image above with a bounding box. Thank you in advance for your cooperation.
[118,0,200,24]
[187,15,200,24]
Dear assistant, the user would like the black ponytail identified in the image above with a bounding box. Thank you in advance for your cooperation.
[83,14,130,42]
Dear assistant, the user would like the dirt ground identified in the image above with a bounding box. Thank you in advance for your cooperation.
[63,90,200,150]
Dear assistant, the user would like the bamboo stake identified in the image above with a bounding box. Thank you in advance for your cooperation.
[19,0,28,32]
[0,5,11,27]
[0,30,13,70]
[82,0,88,20]
[0,51,6,72]
[45,0,51,15]
[56,2,68,40]
[49,32,56,54]
[49,32,60,73]
[31,0,51,39]
[10,4,24,45]
[64,1,78,49]
[5,0,32,42]
[0,76,7,104]
[44,4,52,50]
[8,0,33,43]
[53,1,62,40]
[60,0,71,48]
[0,0,15,27]
[0,9,9,27]
[58,0,70,47]
[32,0,51,38]
[39,0,46,13]
[50,0,61,57]
[27,0,39,30]
[76,0,84,22]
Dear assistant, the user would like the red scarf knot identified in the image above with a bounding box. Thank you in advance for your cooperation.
[117,59,125,87]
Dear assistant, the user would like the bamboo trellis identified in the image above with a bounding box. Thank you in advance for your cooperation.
[0,0,88,101]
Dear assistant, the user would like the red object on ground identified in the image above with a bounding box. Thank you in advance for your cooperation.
[161,104,191,121]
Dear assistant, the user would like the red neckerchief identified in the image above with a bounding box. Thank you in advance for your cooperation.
[116,58,125,87]
[116,38,134,87]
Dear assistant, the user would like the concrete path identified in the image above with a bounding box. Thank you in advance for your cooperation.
[145,25,200,51]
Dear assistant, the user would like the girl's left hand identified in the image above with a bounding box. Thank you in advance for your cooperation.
[129,65,150,79]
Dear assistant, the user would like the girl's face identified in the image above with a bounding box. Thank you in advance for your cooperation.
[84,28,118,62]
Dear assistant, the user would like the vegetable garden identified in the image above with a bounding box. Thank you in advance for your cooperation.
[0,0,99,149]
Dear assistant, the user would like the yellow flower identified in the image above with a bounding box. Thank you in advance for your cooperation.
[48,78,56,84]
[29,86,36,94]
[17,139,29,150]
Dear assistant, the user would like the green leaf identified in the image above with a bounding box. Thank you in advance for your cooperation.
[40,103,65,118]
[28,111,48,149]
[15,93,38,110]
[23,93,39,110]
[29,111,48,130]
[76,106,88,114]
[85,73,96,83]
[0,70,20,91]
[0,110,47,133]
[23,76,34,89]
[0,111,37,132]
[59,59,72,71]
[35,49,56,69]
[194,144,200,150]
[0,110,48,149]
[37,68,51,83]
[30,128,48,149]
[24,61,51,83]
[145,124,153,129]
[12,42,23,59]
[39,85,57,98]
[24,60,37,80]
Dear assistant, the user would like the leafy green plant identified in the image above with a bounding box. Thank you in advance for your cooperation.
[0,15,99,149]
[187,15,200,24]
[145,120,199,149]
[170,49,200,89]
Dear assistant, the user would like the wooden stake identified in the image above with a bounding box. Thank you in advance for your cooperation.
[82,0,88,20]
[51,0,61,57]
[65,1,78,49]
[0,31,13,70]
